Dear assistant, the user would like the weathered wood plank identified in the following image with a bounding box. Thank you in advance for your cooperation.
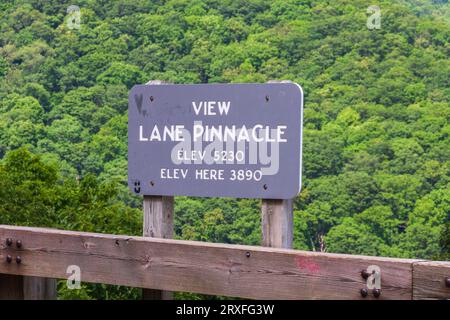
[261,199,293,248]
[143,195,174,300]
[143,196,174,239]
[23,277,57,300]
[0,225,419,300]
[0,274,24,299]
[413,261,450,300]
[0,239,56,300]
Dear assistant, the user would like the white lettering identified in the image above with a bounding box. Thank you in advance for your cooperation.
[139,125,148,141]
[150,125,161,141]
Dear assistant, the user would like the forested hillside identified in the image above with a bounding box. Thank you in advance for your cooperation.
[0,0,449,299]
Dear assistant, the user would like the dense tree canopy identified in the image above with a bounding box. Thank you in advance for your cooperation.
[0,0,448,299]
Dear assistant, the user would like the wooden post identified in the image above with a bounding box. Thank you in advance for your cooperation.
[143,196,174,300]
[261,80,295,250]
[142,80,174,300]
[0,274,24,299]
[23,277,57,300]
[0,275,56,300]
[261,199,293,248]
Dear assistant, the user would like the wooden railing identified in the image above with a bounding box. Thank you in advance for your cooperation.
[0,225,449,300]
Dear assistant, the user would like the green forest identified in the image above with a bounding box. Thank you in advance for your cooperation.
[0,0,449,299]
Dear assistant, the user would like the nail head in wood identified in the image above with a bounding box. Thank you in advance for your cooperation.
[361,269,370,279]
[373,288,381,298]
[360,288,368,297]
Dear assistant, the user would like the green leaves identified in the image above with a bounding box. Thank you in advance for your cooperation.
[96,62,144,88]
[0,95,45,156]
[326,218,385,256]
[0,147,141,234]
[0,0,449,299]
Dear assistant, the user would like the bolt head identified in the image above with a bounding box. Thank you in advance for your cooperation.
[445,278,450,288]
[245,252,251,258]
[361,270,370,279]
[15,256,21,264]
[16,240,22,248]
[6,238,13,246]
[360,288,368,298]
[6,255,12,263]
[373,288,381,298]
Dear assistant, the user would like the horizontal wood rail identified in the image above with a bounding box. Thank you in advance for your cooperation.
[0,225,449,300]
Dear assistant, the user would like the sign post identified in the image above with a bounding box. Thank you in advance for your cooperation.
[261,80,298,250]
[128,80,303,297]
[141,80,174,301]
[142,195,173,300]
[261,199,293,248]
